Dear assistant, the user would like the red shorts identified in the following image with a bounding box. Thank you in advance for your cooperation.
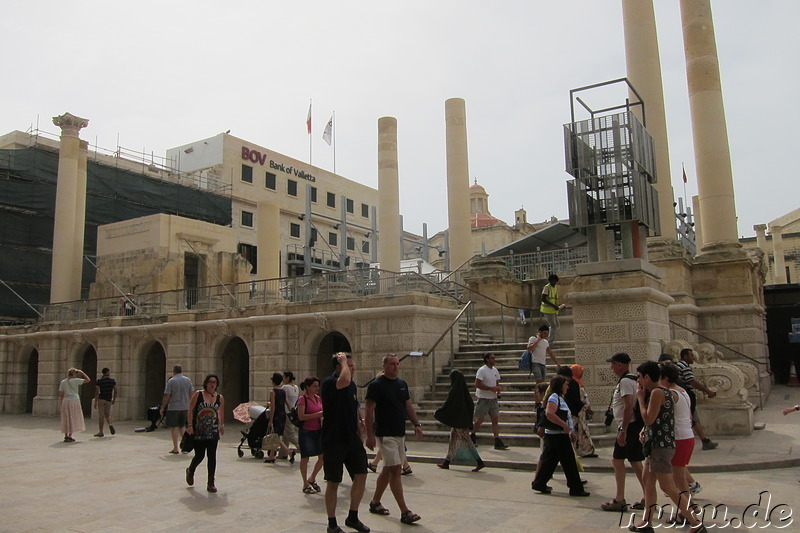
[671,438,695,467]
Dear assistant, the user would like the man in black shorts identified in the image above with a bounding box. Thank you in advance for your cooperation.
[321,352,370,533]
[601,353,645,512]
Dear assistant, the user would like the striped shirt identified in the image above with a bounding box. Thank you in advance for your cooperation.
[96,376,116,401]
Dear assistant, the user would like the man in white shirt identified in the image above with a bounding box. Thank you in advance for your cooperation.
[526,325,560,383]
[471,353,509,450]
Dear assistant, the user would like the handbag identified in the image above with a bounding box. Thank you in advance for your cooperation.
[180,430,195,453]
[263,427,281,450]
[288,406,303,428]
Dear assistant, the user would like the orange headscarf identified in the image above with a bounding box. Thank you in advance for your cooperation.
[570,364,584,388]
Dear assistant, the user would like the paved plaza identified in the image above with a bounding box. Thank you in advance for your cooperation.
[4,386,800,532]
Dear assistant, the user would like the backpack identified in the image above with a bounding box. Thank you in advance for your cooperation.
[518,350,532,371]
[287,396,304,428]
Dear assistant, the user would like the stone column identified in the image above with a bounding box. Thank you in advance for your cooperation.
[50,112,89,303]
[770,224,786,284]
[445,98,472,271]
[680,0,739,252]
[754,224,770,283]
[257,201,281,280]
[377,117,401,274]
[622,0,676,241]
[71,140,89,293]
[257,201,283,301]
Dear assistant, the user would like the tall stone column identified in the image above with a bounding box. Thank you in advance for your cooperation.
[257,201,282,280]
[377,117,401,274]
[754,224,770,283]
[770,224,786,284]
[622,0,676,241]
[71,139,89,293]
[50,112,89,303]
[680,0,739,252]
[445,98,472,271]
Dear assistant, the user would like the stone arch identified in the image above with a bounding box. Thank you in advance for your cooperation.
[76,344,98,417]
[141,341,167,416]
[5,345,40,414]
[25,348,39,413]
[218,336,250,423]
[314,331,353,379]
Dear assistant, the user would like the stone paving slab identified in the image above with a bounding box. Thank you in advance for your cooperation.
[2,385,800,532]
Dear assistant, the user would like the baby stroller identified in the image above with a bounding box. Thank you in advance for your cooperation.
[237,405,270,459]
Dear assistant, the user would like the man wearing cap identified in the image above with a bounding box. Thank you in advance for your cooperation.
[600,353,645,512]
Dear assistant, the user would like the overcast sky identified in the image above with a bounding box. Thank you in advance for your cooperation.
[2,1,797,239]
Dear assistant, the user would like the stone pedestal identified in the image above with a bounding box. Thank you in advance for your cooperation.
[568,259,673,397]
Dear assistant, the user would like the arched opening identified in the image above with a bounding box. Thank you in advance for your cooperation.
[25,349,39,413]
[144,342,167,416]
[79,346,98,417]
[315,331,352,379]
[220,337,249,423]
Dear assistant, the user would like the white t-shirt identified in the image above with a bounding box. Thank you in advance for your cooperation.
[527,336,550,365]
[282,383,299,409]
[612,375,637,423]
[674,388,693,440]
[475,364,501,399]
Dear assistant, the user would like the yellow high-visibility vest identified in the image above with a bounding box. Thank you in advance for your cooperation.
[540,283,559,315]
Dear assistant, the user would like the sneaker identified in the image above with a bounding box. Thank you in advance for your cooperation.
[494,438,509,450]
[343,517,370,532]
[689,481,703,495]
[702,439,718,450]
[109,425,116,435]
[327,527,345,533]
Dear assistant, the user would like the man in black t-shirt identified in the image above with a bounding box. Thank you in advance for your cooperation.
[321,352,370,533]
[94,367,117,437]
[365,354,423,525]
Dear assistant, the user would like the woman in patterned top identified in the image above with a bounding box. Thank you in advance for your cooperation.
[186,374,225,493]
[631,362,706,533]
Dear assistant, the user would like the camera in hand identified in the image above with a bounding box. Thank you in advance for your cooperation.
[604,408,614,427]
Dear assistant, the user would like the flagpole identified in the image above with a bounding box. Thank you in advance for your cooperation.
[333,111,336,175]
[682,162,688,202]
[308,99,312,165]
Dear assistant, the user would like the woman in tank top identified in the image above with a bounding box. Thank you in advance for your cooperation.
[186,374,225,493]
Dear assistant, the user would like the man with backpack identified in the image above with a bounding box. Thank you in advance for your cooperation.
[600,353,645,512]
[523,325,561,383]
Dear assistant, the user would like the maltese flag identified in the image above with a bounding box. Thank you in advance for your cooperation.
[306,103,312,134]
[322,116,333,146]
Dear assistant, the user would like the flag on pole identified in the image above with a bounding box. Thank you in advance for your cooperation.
[306,103,312,134]
[682,164,688,183]
[322,116,333,146]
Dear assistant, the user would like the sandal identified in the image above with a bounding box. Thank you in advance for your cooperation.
[367,463,378,473]
[302,485,315,494]
[310,481,321,492]
[289,451,296,464]
[630,499,646,510]
[402,466,413,476]
[600,498,628,512]
[400,510,421,524]
[369,501,390,515]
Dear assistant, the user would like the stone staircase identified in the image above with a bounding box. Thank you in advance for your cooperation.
[409,325,615,449]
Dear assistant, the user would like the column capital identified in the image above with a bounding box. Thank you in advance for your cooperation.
[52,112,89,137]
[768,224,783,235]
[753,224,767,233]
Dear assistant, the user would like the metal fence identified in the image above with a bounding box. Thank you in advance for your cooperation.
[39,268,465,322]
[495,247,590,281]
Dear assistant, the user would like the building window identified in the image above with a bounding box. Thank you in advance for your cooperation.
[241,210,254,227]
[327,192,336,208]
[362,240,370,254]
[241,164,253,183]
[290,223,301,238]
[361,203,369,218]
[329,232,338,246]
[346,236,355,251]
[288,179,298,197]
[310,186,317,203]
[265,172,276,190]
[346,198,354,214]
[237,243,257,274]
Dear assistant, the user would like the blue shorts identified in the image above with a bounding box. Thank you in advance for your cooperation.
[299,428,322,458]
[531,363,546,381]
